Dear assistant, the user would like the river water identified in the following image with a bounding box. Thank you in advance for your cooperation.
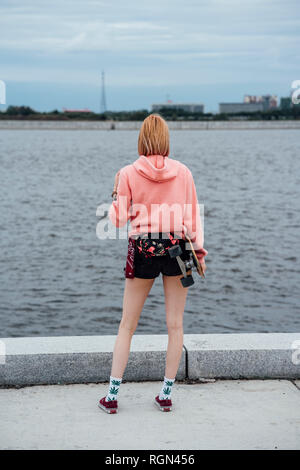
[1,129,299,337]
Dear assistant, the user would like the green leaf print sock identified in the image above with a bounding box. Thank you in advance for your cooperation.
[159,376,175,400]
[105,376,122,402]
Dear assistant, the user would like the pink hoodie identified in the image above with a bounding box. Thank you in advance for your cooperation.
[109,154,208,262]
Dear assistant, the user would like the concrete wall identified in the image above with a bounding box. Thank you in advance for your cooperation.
[0,120,300,130]
[1,333,300,386]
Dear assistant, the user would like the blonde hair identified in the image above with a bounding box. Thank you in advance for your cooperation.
[138,114,170,157]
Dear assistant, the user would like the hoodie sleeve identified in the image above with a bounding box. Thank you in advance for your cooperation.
[183,168,208,263]
[108,168,132,228]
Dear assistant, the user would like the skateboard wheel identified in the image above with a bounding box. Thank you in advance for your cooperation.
[180,275,194,287]
[168,245,182,258]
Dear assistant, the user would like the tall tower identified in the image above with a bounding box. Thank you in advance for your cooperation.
[100,71,107,113]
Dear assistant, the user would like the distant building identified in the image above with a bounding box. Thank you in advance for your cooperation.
[261,95,277,109]
[219,102,264,114]
[219,94,278,114]
[151,102,204,113]
[280,97,292,110]
[62,108,92,113]
[244,94,277,109]
[244,95,259,103]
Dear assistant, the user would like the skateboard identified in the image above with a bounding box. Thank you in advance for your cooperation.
[168,234,205,288]
[185,234,206,278]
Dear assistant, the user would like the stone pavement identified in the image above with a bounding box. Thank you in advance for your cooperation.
[1,379,299,450]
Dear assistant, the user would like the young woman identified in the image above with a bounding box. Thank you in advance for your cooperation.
[98,114,207,414]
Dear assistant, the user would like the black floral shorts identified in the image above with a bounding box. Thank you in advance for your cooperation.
[133,232,190,279]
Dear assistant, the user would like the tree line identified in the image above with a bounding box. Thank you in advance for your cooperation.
[0,105,299,121]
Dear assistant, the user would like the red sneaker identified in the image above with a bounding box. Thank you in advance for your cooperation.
[154,395,172,412]
[98,396,118,414]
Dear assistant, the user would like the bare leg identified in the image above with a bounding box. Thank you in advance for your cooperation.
[163,274,189,378]
[110,277,155,378]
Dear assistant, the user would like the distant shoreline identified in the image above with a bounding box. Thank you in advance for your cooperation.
[0,120,300,130]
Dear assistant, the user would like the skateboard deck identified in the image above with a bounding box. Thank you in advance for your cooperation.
[185,234,205,278]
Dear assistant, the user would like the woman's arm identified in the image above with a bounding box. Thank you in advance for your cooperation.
[183,168,208,265]
[108,168,132,228]
[111,170,121,200]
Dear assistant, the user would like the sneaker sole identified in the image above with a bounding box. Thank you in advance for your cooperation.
[154,399,172,412]
[98,402,118,414]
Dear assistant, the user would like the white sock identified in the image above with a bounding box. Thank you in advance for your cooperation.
[159,376,175,400]
[105,376,122,402]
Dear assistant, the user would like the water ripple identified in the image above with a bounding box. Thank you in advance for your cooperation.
[1,129,300,336]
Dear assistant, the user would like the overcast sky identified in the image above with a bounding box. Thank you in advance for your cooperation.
[0,0,299,112]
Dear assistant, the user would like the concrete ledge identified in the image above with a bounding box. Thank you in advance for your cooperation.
[0,335,186,386]
[1,120,300,130]
[184,333,300,379]
[0,333,300,386]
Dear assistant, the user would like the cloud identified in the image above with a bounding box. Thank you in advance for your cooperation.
[0,0,299,108]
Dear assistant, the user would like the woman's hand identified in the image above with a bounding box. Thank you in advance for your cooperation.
[111,170,121,199]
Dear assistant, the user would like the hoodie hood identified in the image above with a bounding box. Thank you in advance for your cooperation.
[133,155,179,182]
